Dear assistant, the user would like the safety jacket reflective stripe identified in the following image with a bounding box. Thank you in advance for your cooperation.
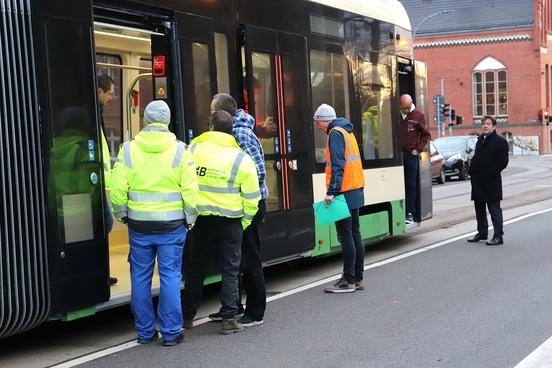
[190,131,260,229]
[325,126,365,192]
[110,124,198,228]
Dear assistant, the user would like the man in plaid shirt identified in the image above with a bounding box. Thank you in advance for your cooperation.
[208,93,268,327]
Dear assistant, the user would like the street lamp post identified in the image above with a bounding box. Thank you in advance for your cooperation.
[413,9,455,138]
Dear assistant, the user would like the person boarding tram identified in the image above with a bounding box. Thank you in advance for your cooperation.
[111,100,198,346]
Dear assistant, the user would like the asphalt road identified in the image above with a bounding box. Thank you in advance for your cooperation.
[78,208,552,368]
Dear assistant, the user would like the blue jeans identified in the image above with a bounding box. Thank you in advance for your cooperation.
[104,195,113,234]
[403,153,419,217]
[335,208,364,283]
[129,225,186,341]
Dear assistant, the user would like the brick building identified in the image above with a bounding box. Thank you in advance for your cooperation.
[402,0,552,154]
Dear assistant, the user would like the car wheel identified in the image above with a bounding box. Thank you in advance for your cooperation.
[437,169,445,184]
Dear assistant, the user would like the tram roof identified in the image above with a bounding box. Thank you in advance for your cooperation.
[308,0,411,31]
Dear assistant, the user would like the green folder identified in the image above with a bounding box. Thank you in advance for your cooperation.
[312,194,351,225]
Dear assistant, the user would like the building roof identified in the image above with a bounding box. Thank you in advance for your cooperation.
[400,0,534,37]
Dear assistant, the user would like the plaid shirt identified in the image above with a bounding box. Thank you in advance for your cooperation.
[233,109,269,199]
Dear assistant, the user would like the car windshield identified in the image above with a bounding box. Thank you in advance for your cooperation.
[434,138,468,152]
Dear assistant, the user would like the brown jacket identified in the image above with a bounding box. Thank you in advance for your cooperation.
[400,109,431,154]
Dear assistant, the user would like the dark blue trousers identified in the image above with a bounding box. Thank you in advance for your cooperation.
[403,153,419,217]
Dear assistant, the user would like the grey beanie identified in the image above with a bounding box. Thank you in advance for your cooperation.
[144,100,171,125]
[313,103,336,121]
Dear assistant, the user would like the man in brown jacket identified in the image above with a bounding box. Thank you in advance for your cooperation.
[399,94,431,224]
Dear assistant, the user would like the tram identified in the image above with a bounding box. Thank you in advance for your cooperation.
[0,0,431,338]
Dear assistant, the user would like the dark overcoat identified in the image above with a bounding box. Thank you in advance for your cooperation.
[469,130,509,202]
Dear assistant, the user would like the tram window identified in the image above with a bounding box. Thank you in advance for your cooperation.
[192,42,212,133]
[251,52,278,153]
[358,61,393,160]
[214,33,230,93]
[96,54,123,166]
[309,50,350,163]
[309,14,344,39]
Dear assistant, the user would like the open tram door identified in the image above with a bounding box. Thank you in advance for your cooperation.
[397,58,432,222]
[241,26,315,262]
[91,5,182,302]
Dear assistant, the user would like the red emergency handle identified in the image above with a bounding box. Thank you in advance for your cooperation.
[152,55,166,77]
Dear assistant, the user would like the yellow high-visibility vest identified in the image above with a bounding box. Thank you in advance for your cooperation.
[190,131,260,229]
[110,123,198,226]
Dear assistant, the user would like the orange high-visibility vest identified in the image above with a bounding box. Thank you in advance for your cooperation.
[325,126,365,192]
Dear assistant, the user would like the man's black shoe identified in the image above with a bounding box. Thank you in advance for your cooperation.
[137,330,158,344]
[486,237,503,246]
[163,332,184,346]
[467,234,488,243]
[109,277,118,286]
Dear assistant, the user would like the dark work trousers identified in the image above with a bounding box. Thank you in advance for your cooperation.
[474,200,504,238]
[182,216,242,320]
[334,208,364,284]
[403,153,419,218]
[238,199,266,321]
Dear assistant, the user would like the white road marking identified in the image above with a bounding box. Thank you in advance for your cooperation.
[514,336,552,367]
[50,207,552,368]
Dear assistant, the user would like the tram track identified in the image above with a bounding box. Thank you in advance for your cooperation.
[405,187,552,238]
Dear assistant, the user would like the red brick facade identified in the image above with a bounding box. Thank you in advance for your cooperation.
[414,0,552,153]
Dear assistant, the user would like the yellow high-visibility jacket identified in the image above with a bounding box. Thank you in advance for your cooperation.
[110,123,198,230]
[190,131,260,229]
[100,127,111,191]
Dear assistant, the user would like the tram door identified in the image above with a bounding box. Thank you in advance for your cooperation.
[35,1,109,313]
[242,27,314,261]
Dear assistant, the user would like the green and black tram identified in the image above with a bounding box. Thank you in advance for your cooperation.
[0,0,431,338]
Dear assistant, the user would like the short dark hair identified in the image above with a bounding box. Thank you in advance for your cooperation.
[210,110,234,134]
[97,74,115,92]
[212,93,237,116]
[482,115,497,126]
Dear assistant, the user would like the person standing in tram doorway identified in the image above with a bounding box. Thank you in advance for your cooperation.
[97,74,118,286]
[399,94,431,225]
[111,100,198,346]
[182,110,260,335]
[207,93,268,327]
[467,115,509,246]
[313,103,366,293]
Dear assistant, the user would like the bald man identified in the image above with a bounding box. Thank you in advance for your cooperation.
[399,94,430,224]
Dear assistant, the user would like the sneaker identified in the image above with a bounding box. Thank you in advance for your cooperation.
[109,277,118,286]
[324,278,355,293]
[220,318,244,335]
[238,315,264,327]
[183,319,193,329]
[354,280,365,291]
[405,214,414,225]
[163,332,184,347]
[209,309,244,322]
[137,330,158,344]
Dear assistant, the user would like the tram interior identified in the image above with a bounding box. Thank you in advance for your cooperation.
[94,21,158,297]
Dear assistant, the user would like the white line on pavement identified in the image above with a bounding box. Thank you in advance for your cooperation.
[514,336,552,368]
[50,207,552,368]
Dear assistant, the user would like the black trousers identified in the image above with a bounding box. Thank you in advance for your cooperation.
[182,216,242,320]
[474,200,504,238]
[238,199,266,320]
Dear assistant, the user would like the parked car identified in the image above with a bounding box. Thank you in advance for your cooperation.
[429,141,445,184]
[433,135,478,180]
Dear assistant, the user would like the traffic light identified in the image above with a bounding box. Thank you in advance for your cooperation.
[456,116,463,125]
[442,103,450,117]
[450,109,456,121]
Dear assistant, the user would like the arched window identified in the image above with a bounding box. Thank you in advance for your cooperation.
[472,57,507,118]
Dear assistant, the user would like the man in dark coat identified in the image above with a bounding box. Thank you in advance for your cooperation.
[467,116,509,245]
